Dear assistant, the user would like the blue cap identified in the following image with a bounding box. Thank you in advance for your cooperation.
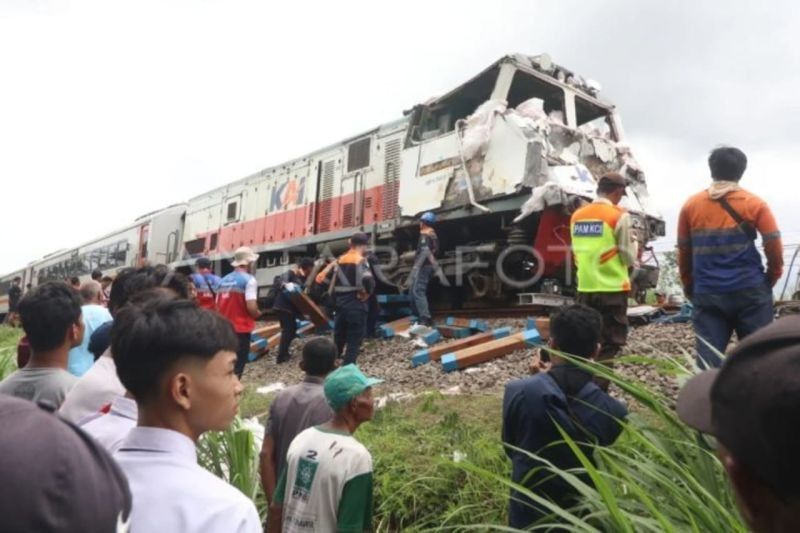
[324,364,383,411]
[420,212,436,224]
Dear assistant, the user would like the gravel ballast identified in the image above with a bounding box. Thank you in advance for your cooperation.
[242,319,697,400]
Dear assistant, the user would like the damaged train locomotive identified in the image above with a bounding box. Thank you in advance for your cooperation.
[0,53,665,318]
[180,53,664,304]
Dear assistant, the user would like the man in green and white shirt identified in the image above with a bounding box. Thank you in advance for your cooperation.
[269,364,382,533]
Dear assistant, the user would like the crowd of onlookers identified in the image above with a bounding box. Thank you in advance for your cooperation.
[0,262,383,532]
[0,146,796,533]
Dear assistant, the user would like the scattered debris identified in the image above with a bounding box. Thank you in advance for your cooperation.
[256,382,286,395]
[378,316,417,338]
[243,321,696,403]
[437,325,473,339]
[653,303,693,324]
[375,392,417,409]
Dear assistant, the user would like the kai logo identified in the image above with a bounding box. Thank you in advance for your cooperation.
[271,176,306,211]
[573,221,604,237]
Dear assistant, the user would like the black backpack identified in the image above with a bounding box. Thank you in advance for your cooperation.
[263,274,285,309]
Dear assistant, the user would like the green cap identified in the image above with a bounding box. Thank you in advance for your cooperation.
[324,364,383,411]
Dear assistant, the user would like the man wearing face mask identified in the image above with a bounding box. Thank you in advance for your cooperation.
[267,364,382,533]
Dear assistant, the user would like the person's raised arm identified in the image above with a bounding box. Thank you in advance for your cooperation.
[245,276,261,318]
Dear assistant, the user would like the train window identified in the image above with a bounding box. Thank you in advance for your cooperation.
[113,241,127,266]
[71,256,82,275]
[209,232,218,250]
[575,96,615,140]
[410,66,498,143]
[226,201,238,222]
[97,248,109,269]
[347,138,371,172]
[185,237,205,256]
[507,70,565,118]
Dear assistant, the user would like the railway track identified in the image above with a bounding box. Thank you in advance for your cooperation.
[431,305,552,319]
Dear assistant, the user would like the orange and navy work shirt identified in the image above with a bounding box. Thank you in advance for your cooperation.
[315,249,375,311]
[677,186,783,295]
[216,268,258,333]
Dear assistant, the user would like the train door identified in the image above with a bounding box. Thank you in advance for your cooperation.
[339,171,363,229]
[341,137,371,229]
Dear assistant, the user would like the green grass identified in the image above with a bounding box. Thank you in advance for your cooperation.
[360,394,509,531]
[201,354,745,532]
[239,384,269,420]
[0,325,22,379]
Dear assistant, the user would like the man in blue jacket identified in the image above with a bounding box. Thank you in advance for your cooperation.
[502,304,628,528]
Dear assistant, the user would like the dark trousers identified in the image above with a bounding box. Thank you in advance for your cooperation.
[334,308,366,365]
[235,332,251,379]
[692,285,774,369]
[276,311,298,363]
[409,264,433,321]
[575,291,629,391]
[366,296,379,338]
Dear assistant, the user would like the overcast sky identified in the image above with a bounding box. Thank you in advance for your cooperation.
[1,0,799,277]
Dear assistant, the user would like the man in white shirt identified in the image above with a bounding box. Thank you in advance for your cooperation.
[268,364,382,533]
[112,294,260,533]
[79,394,137,453]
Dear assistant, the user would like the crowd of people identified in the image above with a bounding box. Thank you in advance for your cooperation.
[0,145,795,532]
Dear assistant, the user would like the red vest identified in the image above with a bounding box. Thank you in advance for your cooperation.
[216,270,255,333]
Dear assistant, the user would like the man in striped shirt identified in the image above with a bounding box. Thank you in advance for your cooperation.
[678,146,783,368]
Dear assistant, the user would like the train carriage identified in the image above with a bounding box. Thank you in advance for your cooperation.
[0,204,186,319]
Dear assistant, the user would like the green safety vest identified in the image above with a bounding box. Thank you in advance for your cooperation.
[570,202,631,293]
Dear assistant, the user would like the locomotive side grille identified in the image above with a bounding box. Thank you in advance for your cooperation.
[319,160,335,232]
[322,160,335,200]
[342,202,354,228]
[382,139,401,220]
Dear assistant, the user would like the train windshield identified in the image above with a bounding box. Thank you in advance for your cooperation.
[506,69,567,122]
[408,65,500,143]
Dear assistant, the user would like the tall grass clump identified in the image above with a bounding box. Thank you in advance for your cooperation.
[197,417,266,519]
[0,325,22,379]
[448,352,745,532]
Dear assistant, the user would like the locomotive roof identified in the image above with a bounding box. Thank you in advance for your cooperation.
[188,53,612,202]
